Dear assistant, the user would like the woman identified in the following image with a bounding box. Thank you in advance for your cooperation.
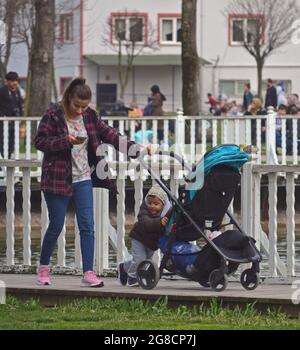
[35,78,151,287]
[150,85,166,143]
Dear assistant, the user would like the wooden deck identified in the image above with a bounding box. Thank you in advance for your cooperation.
[1,274,300,317]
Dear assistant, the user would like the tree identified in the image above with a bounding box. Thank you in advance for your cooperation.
[27,0,55,117]
[14,1,82,113]
[103,10,158,100]
[225,0,300,100]
[0,0,20,84]
[182,0,200,116]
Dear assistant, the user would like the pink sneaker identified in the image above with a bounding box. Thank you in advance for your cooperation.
[37,265,51,286]
[81,271,104,288]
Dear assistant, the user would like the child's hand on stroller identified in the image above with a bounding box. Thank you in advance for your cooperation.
[161,217,169,227]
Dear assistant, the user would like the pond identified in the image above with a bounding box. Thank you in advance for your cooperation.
[0,229,300,276]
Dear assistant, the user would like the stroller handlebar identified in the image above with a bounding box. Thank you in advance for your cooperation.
[138,149,193,173]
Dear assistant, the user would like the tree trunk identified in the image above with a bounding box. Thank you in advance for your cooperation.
[52,59,58,102]
[0,0,18,84]
[28,0,55,117]
[257,59,264,102]
[182,0,200,116]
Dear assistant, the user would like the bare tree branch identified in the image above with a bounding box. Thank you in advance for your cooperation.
[225,0,300,98]
[102,9,159,99]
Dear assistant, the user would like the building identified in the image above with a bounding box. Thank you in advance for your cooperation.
[6,0,300,113]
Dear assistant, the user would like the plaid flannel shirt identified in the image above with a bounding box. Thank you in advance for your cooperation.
[35,103,140,196]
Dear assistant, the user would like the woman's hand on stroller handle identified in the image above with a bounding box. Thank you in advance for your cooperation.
[138,145,156,158]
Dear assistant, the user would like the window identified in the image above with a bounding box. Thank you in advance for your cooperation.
[129,18,143,42]
[111,14,146,44]
[60,14,73,44]
[160,16,182,44]
[230,15,263,46]
[219,80,250,98]
[115,18,126,41]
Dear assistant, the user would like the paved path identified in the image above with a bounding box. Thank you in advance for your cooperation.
[1,274,300,317]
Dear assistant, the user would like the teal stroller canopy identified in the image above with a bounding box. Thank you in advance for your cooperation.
[188,144,249,201]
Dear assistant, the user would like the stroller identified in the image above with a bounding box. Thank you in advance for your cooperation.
[136,145,262,292]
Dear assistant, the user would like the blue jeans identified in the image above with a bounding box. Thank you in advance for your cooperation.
[40,180,94,273]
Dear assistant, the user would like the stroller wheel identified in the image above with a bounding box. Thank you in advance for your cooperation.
[240,269,259,290]
[136,260,160,290]
[209,269,228,292]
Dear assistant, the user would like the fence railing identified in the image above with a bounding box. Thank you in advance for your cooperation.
[241,160,300,278]
[0,157,299,277]
[1,107,300,170]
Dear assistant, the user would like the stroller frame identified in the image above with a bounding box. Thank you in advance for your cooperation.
[136,147,262,291]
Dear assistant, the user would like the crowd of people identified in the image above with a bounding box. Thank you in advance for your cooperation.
[2,70,300,159]
[206,79,300,117]
[206,79,300,153]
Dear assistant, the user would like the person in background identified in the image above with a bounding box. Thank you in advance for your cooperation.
[149,85,166,143]
[206,93,218,114]
[286,104,300,155]
[128,100,143,132]
[0,71,24,158]
[243,83,253,112]
[265,78,278,110]
[244,97,267,144]
[287,94,300,111]
[275,104,290,154]
[34,77,152,288]
[276,81,287,107]
[227,100,241,117]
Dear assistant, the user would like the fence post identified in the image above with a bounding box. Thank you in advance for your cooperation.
[176,108,185,157]
[94,188,109,274]
[241,153,256,236]
[266,106,278,164]
[240,160,252,273]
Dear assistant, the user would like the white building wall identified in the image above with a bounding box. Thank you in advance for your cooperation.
[83,0,182,56]
[200,0,300,110]
[6,0,300,113]
[82,0,183,110]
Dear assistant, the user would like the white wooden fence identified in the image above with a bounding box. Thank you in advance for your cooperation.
[0,108,300,276]
[0,156,299,277]
[241,160,300,277]
[1,107,300,170]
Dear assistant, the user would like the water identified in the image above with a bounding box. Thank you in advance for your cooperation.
[0,230,300,276]
[0,231,117,269]
[262,238,300,274]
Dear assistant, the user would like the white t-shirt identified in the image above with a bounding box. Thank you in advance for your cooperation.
[66,116,91,183]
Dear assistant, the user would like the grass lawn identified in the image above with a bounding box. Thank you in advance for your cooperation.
[0,297,300,330]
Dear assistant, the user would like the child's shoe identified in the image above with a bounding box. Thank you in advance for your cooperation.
[118,262,128,286]
[37,265,51,286]
[127,277,139,287]
[81,271,104,287]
